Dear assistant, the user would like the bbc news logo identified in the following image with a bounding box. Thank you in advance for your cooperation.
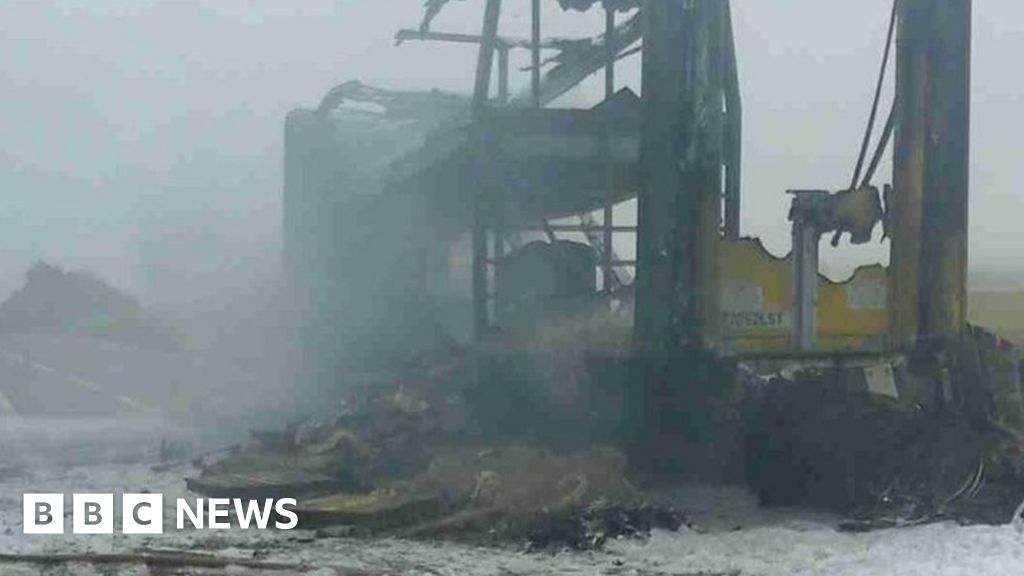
[23,494,298,534]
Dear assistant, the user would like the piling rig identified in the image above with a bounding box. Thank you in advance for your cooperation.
[285,0,970,363]
[272,0,1024,516]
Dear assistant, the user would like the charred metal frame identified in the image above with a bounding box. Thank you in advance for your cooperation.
[293,0,973,360]
[461,0,645,335]
[401,0,741,346]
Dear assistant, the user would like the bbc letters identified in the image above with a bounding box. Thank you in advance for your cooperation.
[23,493,298,534]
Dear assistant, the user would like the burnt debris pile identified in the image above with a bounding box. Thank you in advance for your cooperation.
[188,323,1024,542]
[188,351,687,548]
[745,326,1024,529]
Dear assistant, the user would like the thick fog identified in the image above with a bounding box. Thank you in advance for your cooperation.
[4,5,1024,572]
[1,0,1021,306]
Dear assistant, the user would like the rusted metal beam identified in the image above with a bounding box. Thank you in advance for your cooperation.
[605,7,616,98]
[395,29,530,49]
[699,0,726,348]
[503,224,637,233]
[471,0,503,339]
[602,5,618,291]
[921,0,971,343]
[722,0,742,240]
[472,1,502,116]
[635,0,725,355]
[636,0,682,354]
[889,0,971,350]
[532,0,542,107]
[497,46,510,103]
[485,258,637,266]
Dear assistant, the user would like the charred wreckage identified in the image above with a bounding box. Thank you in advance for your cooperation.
[185,0,1024,546]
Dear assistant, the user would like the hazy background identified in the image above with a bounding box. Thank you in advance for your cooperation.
[1,0,1021,311]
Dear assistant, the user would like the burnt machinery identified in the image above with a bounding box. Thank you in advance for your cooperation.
[283,0,971,363]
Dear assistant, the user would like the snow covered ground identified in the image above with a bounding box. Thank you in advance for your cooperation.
[2,417,1023,575]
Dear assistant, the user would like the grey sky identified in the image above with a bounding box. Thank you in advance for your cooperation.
[1,0,1020,303]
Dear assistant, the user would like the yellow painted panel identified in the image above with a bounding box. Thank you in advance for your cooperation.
[717,238,888,355]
